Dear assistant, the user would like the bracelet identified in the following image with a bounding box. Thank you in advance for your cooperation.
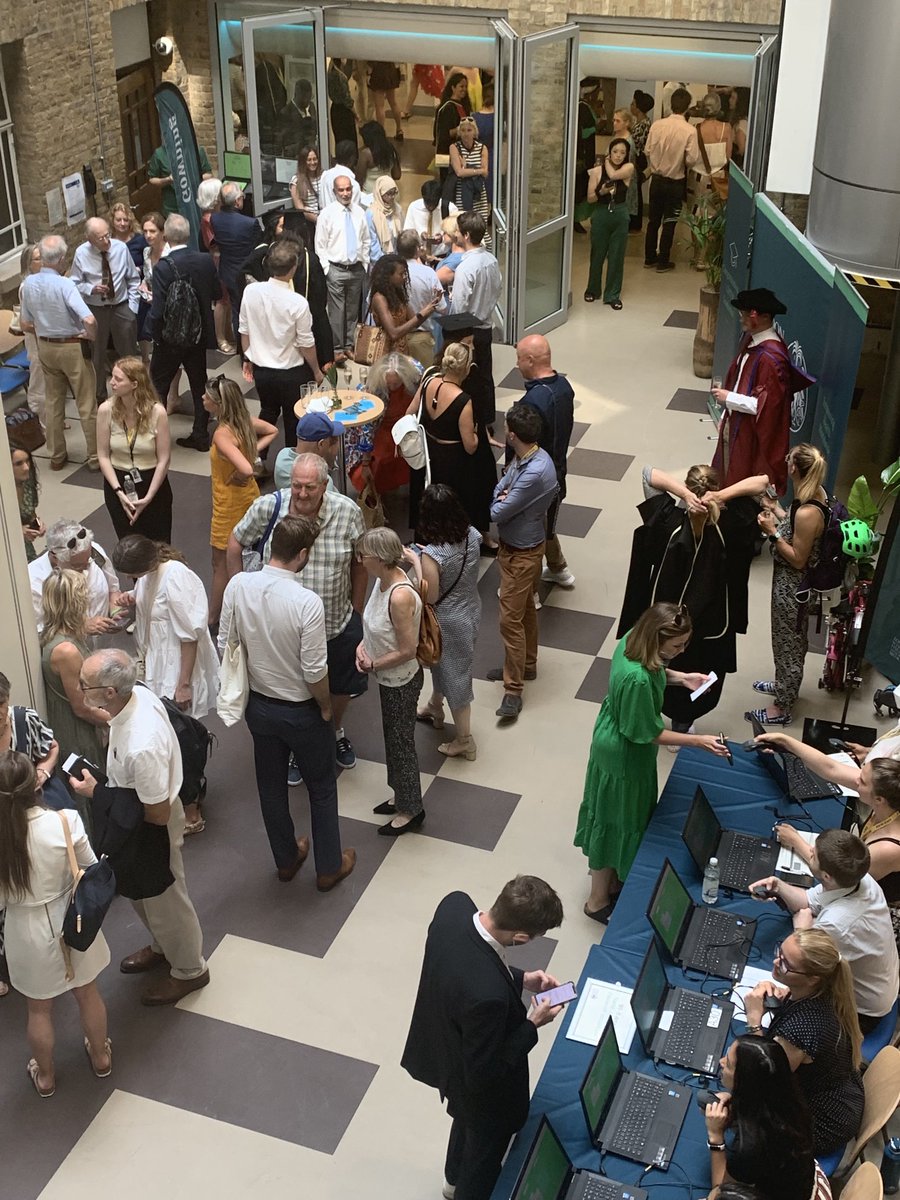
[415,311,425,324]
[746,1024,763,1033]
[115,487,125,495]
[707,1141,726,1152]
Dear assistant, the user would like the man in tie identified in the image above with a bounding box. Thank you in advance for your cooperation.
[71,217,140,404]
[314,175,370,362]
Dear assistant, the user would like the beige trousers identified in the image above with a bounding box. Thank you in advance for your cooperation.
[37,339,97,466]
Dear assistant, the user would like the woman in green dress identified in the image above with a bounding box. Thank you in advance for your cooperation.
[575,602,731,923]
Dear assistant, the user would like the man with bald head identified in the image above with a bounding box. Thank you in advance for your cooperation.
[315,173,370,360]
[70,648,209,1006]
[515,335,576,588]
[71,217,140,403]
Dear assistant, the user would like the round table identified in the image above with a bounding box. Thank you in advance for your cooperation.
[293,389,385,494]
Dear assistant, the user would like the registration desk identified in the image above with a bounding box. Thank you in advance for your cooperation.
[493,747,849,1198]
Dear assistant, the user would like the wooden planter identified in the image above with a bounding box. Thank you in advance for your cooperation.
[693,284,720,379]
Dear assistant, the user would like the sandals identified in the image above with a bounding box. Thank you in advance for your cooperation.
[84,1037,113,1078]
[27,1059,55,1098]
[610,300,623,310]
[416,706,445,730]
[745,707,793,726]
[583,292,596,303]
[752,680,777,695]
[0,981,8,997]
[183,815,206,836]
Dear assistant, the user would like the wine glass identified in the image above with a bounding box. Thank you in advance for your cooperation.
[343,360,354,389]
[359,366,369,391]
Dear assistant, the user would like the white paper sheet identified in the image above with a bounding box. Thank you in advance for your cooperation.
[731,965,778,1023]
[566,978,636,1053]
[776,829,817,875]
[690,671,718,702]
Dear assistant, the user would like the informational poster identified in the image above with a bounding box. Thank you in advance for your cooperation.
[61,173,86,225]
[712,164,754,383]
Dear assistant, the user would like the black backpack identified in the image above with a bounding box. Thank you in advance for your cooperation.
[161,262,203,347]
[798,497,850,593]
[159,697,216,806]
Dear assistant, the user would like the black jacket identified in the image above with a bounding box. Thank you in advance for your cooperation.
[210,210,262,293]
[148,249,218,349]
[401,891,537,1131]
[90,785,174,901]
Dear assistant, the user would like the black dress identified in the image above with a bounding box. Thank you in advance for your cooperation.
[409,374,497,534]
[766,995,864,1155]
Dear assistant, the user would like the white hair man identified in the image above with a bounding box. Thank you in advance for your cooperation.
[28,520,123,635]
[18,235,99,471]
[70,649,210,1006]
[70,217,140,404]
[314,174,370,360]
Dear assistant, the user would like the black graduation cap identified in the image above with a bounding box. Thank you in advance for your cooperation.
[731,288,788,316]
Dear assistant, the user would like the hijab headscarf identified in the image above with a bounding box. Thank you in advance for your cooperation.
[370,175,403,254]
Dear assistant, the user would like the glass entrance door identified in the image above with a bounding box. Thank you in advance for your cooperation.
[510,24,580,339]
[745,34,778,190]
[240,9,329,215]
[491,18,516,343]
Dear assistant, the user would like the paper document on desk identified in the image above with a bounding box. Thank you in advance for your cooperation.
[828,752,860,798]
[731,965,777,1024]
[566,978,636,1053]
[776,829,817,876]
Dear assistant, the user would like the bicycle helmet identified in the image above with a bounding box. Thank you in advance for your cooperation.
[840,519,874,560]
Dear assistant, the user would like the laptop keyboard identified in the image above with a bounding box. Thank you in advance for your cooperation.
[662,990,710,1060]
[612,1076,667,1157]
[723,833,765,886]
[784,755,840,799]
[580,1176,633,1200]
[691,909,744,974]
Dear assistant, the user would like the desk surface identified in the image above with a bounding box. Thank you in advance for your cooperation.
[293,388,385,429]
[493,747,848,1199]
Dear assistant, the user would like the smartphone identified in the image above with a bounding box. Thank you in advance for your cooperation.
[62,753,107,786]
[107,607,133,631]
[27,515,41,531]
[536,981,577,1008]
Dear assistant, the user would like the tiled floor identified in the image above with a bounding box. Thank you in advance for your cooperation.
[1,107,895,1199]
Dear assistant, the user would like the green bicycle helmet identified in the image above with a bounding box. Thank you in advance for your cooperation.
[840,519,874,560]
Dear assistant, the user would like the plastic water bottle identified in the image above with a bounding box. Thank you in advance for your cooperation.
[122,474,138,503]
[702,857,720,905]
[881,1139,900,1194]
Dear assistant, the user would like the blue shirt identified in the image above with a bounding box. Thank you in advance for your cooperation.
[490,447,558,548]
[70,237,140,312]
[20,268,93,338]
[520,373,575,484]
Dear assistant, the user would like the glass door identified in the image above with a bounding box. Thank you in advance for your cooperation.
[241,9,329,216]
[491,18,516,343]
[745,34,778,191]
[511,24,580,339]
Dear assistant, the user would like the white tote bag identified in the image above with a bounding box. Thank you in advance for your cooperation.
[216,611,249,727]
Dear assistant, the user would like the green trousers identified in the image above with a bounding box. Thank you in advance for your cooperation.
[587,202,630,303]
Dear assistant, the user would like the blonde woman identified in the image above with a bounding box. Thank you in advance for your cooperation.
[449,118,490,248]
[365,176,404,259]
[202,375,276,624]
[742,927,864,1155]
[575,603,731,923]
[97,357,172,542]
[750,444,828,725]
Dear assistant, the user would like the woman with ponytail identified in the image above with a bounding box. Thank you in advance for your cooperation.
[619,463,768,731]
[743,927,864,1155]
[0,751,111,1096]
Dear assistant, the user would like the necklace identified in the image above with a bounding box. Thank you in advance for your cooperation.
[863,811,898,837]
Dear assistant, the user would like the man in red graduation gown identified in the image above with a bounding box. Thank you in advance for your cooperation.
[711,287,815,496]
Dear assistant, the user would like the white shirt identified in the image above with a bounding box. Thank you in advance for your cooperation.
[472,911,513,977]
[218,565,328,702]
[725,328,783,416]
[29,543,119,633]
[403,198,458,248]
[239,278,315,370]
[318,165,362,208]
[315,200,370,275]
[808,873,900,1017]
[450,246,501,327]
[70,237,141,313]
[407,258,446,335]
[107,685,183,807]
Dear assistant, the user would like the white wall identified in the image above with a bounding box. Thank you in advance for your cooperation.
[766,0,832,194]
[111,4,151,72]
[0,428,46,710]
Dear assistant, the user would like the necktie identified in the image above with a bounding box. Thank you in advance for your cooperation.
[100,250,114,302]
[343,208,358,263]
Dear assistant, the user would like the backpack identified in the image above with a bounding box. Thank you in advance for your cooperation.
[159,697,216,806]
[798,497,850,593]
[161,262,203,347]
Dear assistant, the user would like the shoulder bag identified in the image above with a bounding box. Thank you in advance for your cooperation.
[352,299,389,366]
[697,125,729,201]
[242,490,283,572]
[11,706,72,811]
[57,810,116,973]
[388,578,442,668]
[392,381,431,481]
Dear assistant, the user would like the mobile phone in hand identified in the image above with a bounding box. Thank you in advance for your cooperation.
[537,981,577,1007]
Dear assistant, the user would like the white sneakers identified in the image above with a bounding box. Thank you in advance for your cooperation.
[541,567,576,588]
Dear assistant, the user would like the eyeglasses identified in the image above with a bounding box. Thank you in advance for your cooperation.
[774,941,810,976]
[78,680,107,693]
[65,527,88,550]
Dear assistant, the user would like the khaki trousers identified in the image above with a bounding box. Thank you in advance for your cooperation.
[406,329,435,367]
[498,540,544,695]
[131,798,206,980]
[37,340,97,467]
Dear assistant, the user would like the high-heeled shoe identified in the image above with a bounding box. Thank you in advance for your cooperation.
[438,736,477,762]
[218,340,236,355]
[372,800,396,815]
[377,810,425,836]
[416,705,445,729]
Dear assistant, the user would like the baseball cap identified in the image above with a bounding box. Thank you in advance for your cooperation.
[296,411,342,441]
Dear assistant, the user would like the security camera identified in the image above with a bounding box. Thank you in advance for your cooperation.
[154,37,174,56]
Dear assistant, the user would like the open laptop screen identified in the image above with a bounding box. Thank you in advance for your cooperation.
[648,861,693,958]
[580,1018,623,1138]
[511,1117,571,1200]
[223,150,251,181]
[682,786,721,874]
[631,940,669,1055]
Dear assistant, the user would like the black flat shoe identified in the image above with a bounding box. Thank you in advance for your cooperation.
[583,902,614,924]
[377,811,425,836]
[584,292,596,303]
[610,300,623,310]
[372,800,396,815]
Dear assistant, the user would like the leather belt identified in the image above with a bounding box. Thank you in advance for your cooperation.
[330,261,361,269]
[39,335,82,343]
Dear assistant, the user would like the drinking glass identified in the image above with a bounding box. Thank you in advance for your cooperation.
[359,366,369,391]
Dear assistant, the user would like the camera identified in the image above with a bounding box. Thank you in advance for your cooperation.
[154,36,174,56]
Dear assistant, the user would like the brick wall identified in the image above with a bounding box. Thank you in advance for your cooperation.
[147,0,217,174]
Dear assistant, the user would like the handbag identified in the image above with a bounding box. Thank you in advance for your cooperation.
[392,381,431,480]
[697,126,729,201]
[352,302,389,366]
[57,810,116,970]
[217,607,249,727]
[357,471,386,530]
[242,490,283,572]
[5,406,45,452]
[10,707,73,811]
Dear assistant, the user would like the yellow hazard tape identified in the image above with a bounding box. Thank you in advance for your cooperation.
[846,272,900,290]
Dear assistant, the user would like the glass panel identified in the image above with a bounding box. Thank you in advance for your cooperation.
[524,38,571,230]
[493,218,508,300]
[523,228,565,329]
[493,28,513,224]
[248,20,317,206]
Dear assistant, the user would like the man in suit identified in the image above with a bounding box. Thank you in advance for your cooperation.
[401,876,565,1200]
[148,214,218,451]
[209,181,261,345]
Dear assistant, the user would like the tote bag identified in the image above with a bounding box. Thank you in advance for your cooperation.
[217,607,249,727]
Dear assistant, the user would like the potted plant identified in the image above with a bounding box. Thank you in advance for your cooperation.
[676,193,726,378]
[846,456,900,573]
[323,363,343,410]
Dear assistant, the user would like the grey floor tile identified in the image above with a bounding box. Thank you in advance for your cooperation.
[664,309,699,329]
[667,387,711,414]
[565,448,633,482]
[498,367,524,390]
[576,657,612,704]
[555,503,601,538]
[538,609,615,658]
[419,775,521,851]
[569,420,590,448]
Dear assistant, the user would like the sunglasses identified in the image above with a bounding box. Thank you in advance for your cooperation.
[65,527,88,550]
[206,374,228,398]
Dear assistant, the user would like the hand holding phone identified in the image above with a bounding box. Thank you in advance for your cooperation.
[537,981,577,1007]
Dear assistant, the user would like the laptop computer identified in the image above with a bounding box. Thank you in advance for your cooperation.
[681,785,779,893]
[647,859,756,982]
[630,938,734,1073]
[223,150,251,182]
[511,1115,649,1200]
[579,1017,689,1168]
[749,714,842,801]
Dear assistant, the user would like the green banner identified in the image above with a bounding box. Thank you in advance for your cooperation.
[154,82,203,250]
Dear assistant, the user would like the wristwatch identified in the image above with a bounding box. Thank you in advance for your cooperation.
[768,532,781,544]
[707,1140,726,1152]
